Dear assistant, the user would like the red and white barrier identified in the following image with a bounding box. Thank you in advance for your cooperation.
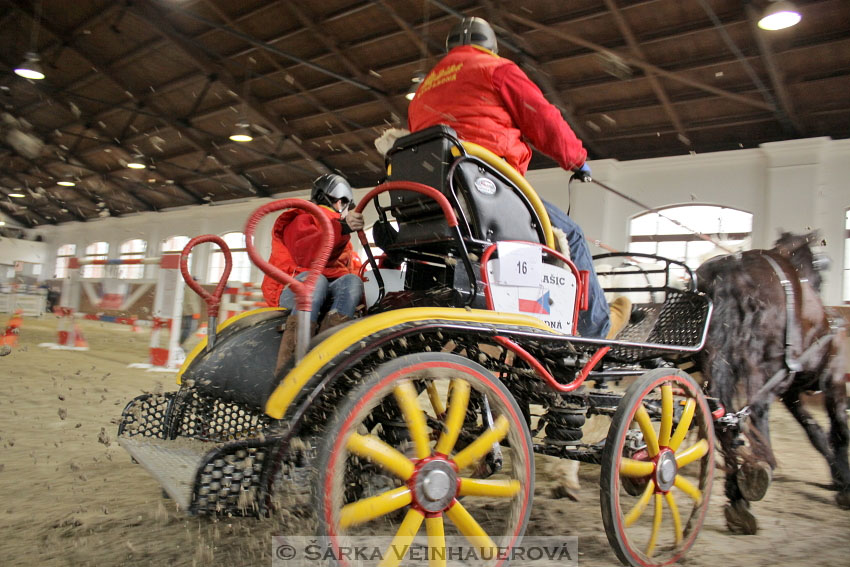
[221,282,268,319]
[38,307,90,350]
[127,254,186,372]
[43,255,188,369]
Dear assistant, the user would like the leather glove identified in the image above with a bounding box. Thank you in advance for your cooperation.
[571,162,592,183]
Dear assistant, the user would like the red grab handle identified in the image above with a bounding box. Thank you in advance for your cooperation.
[181,235,232,318]
[244,199,334,312]
[352,180,460,256]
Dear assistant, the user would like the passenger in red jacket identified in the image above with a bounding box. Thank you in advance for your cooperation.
[407,17,612,339]
[263,173,364,375]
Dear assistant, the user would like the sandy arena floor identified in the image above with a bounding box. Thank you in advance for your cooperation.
[1,314,848,566]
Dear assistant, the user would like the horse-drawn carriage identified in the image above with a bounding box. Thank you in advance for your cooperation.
[118,126,723,567]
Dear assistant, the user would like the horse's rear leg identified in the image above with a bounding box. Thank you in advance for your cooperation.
[715,423,759,534]
[737,401,774,503]
[822,364,850,508]
[781,388,834,461]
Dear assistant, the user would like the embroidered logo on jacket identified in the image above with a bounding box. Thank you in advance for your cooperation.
[418,63,464,95]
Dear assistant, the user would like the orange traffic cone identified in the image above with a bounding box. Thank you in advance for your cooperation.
[195,321,208,338]
[72,323,90,350]
[1,311,22,352]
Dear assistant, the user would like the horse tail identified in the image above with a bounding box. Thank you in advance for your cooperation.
[700,257,779,467]
[700,260,746,411]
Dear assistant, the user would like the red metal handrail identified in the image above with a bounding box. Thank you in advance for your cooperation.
[244,199,334,312]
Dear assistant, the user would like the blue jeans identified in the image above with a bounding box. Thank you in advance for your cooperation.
[543,200,610,338]
[278,272,363,323]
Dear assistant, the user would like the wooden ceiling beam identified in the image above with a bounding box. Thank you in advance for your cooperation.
[127,0,333,181]
[601,0,691,147]
[744,2,804,135]
[183,0,385,174]
[0,167,83,224]
[282,0,407,119]
[0,57,206,210]
[505,12,775,113]
[3,2,173,216]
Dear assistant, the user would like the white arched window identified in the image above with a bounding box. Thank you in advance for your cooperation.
[118,239,147,279]
[54,244,76,278]
[628,205,753,285]
[82,241,109,278]
[208,232,251,283]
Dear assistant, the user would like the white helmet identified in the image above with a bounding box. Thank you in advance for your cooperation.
[311,173,354,211]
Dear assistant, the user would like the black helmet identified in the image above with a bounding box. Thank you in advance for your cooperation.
[311,173,354,211]
[446,17,498,54]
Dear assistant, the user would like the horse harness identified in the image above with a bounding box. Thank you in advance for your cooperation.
[721,251,838,428]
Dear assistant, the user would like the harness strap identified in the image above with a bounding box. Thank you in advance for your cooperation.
[744,331,836,410]
[762,253,803,373]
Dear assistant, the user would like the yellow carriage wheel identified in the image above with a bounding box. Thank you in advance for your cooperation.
[315,352,534,567]
[600,368,715,567]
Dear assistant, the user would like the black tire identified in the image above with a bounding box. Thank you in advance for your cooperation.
[314,352,534,566]
[600,368,715,567]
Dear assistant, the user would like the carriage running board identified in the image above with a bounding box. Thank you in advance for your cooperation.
[119,436,211,511]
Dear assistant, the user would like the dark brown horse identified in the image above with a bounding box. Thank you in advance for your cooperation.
[696,231,849,534]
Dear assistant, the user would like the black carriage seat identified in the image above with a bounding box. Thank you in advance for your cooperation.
[380,125,547,253]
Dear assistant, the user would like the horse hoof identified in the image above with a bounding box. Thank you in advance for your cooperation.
[836,491,850,510]
[724,501,758,535]
[737,460,772,502]
[551,484,580,502]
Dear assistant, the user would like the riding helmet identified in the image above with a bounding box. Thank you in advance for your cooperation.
[311,173,354,211]
[446,16,498,54]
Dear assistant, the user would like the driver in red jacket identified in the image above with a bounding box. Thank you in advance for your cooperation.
[262,173,364,375]
[407,17,614,339]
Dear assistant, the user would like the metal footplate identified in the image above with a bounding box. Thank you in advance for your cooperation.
[119,436,268,515]
[120,436,212,511]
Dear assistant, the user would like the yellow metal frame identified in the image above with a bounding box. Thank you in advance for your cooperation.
[176,307,286,384]
[264,307,558,419]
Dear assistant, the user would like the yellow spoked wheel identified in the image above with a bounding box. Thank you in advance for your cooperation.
[600,369,714,567]
[315,353,534,567]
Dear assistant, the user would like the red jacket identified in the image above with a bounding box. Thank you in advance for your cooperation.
[408,45,587,175]
[261,206,361,306]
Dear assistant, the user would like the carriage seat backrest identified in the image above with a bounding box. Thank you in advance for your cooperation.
[385,125,543,251]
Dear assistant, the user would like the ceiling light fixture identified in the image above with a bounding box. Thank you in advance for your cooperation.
[57,180,75,187]
[9,192,26,198]
[15,1,46,80]
[758,0,802,30]
[14,52,45,80]
[229,122,253,143]
[127,154,147,169]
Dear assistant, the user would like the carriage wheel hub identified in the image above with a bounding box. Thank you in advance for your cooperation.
[413,459,457,512]
[655,450,677,492]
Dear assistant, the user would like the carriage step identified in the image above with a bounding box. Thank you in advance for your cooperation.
[119,436,214,511]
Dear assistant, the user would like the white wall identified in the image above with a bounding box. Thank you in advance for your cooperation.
[31,137,850,304]
[0,238,47,266]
